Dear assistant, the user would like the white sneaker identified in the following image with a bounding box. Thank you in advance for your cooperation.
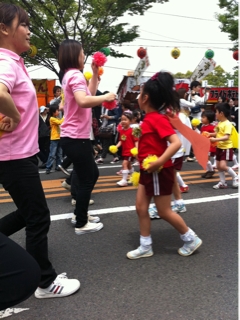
[71,214,100,224]
[116,179,128,187]
[127,246,153,259]
[75,221,103,235]
[232,165,239,171]
[213,182,228,189]
[71,199,94,206]
[232,177,238,188]
[116,170,123,176]
[34,273,80,299]
[61,181,71,191]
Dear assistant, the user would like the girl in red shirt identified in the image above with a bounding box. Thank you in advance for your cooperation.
[127,72,202,260]
[116,112,138,187]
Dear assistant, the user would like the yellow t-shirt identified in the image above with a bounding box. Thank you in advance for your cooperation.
[215,120,233,149]
[50,117,64,140]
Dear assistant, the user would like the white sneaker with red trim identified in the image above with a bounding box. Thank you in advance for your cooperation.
[34,273,80,299]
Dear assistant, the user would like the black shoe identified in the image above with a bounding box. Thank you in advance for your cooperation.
[46,170,51,174]
[58,165,70,176]
[39,163,47,169]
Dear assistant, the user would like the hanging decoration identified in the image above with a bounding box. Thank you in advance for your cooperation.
[100,47,110,56]
[205,49,214,60]
[28,45,37,57]
[137,47,147,59]
[233,50,238,61]
[171,47,180,59]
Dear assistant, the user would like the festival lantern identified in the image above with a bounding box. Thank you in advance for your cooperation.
[100,47,110,56]
[137,47,147,59]
[205,49,214,59]
[28,45,37,57]
[233,50,238,61]
[171,47,180,59]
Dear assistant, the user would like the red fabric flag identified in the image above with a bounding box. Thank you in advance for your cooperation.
[168,115,210,170]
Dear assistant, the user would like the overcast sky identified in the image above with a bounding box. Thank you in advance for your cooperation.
[27,0,238,93]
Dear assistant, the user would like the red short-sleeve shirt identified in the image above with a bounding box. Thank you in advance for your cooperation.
[118,127,138,157]
[138,112,175,168]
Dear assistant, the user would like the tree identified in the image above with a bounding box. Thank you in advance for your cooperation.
[202,65,228,87]
[216,0,238,50]
[9,0,168,77]
[174,71,192,79]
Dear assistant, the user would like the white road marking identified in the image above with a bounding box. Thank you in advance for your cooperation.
[0,308,29,319]
[39,164,122,174]
[50,193,238,221]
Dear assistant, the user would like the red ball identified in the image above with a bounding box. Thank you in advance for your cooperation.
[137,47,146,59]
[233,50,238,61]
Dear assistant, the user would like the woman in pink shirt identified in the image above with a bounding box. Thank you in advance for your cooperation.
[58,39,116,235]
[0,3,80,301]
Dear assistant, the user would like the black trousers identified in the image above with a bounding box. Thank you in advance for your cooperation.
[0,232,41,309]
[60,138,99,228]
[0,156,57,288]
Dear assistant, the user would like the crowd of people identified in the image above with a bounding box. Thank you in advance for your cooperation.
[0,2,238,312]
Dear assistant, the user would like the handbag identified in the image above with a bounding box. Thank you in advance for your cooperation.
[98,124,114,138]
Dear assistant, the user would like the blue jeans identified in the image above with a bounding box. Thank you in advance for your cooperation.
[0,155,57,288]
[46,140,62,170]
[60,138,99,228]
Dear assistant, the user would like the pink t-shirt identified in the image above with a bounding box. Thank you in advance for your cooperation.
[60,69,92,139]
[0,49,39,160]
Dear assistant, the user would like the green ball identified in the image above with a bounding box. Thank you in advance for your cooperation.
[100,47,110,56]
[205,49,214,59]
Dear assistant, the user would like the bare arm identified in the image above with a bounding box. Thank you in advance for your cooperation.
[73,90,116,109]
[88,61,99,96]
[210,134,229,142]
[0,83,20,122]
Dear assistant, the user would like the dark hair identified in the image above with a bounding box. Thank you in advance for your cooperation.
[122,100,132,110]
[132,110,141,123]
[218,96,226,103]
[0,3,29,28]
[49,104,59,117]
[58,40,82,72]
[177,88,187,99]
[122,112,133,121]
[201,110,215,124]
[142,72,178,111]
[215,103,230,118]
[190,81,201,90]
[53,85,61,95]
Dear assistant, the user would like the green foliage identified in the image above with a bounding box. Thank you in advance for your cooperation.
[174,66,238,87]
[216,0,238,50]
[8,0,168,77]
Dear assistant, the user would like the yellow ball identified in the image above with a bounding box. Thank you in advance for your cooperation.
[130,147,138,157]
[109,145,118,154]
[171,47,180,59]
[84,71,93,81]
[28,45,37,57]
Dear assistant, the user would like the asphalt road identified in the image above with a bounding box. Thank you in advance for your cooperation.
[0,158,238,320]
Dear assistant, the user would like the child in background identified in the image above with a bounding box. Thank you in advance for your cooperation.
[200,110,216,178]
[131,110,142,166]
[45,104,64,174]
[115,112,138,187]
[127,71,202,260]
[207,103,238,189]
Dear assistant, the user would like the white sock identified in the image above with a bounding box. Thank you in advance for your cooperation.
[175,199,184,206]
[233,154,238,166]
[140,235,152,250]
[122,170,129,181]
[218,171,225,184]
[206,160,213,171]
[180,228,195,242]
[176,172,186,187]
[212,156,216,167]
[227,167,237,179]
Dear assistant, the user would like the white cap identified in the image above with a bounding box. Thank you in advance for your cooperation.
[39,106,46,113]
